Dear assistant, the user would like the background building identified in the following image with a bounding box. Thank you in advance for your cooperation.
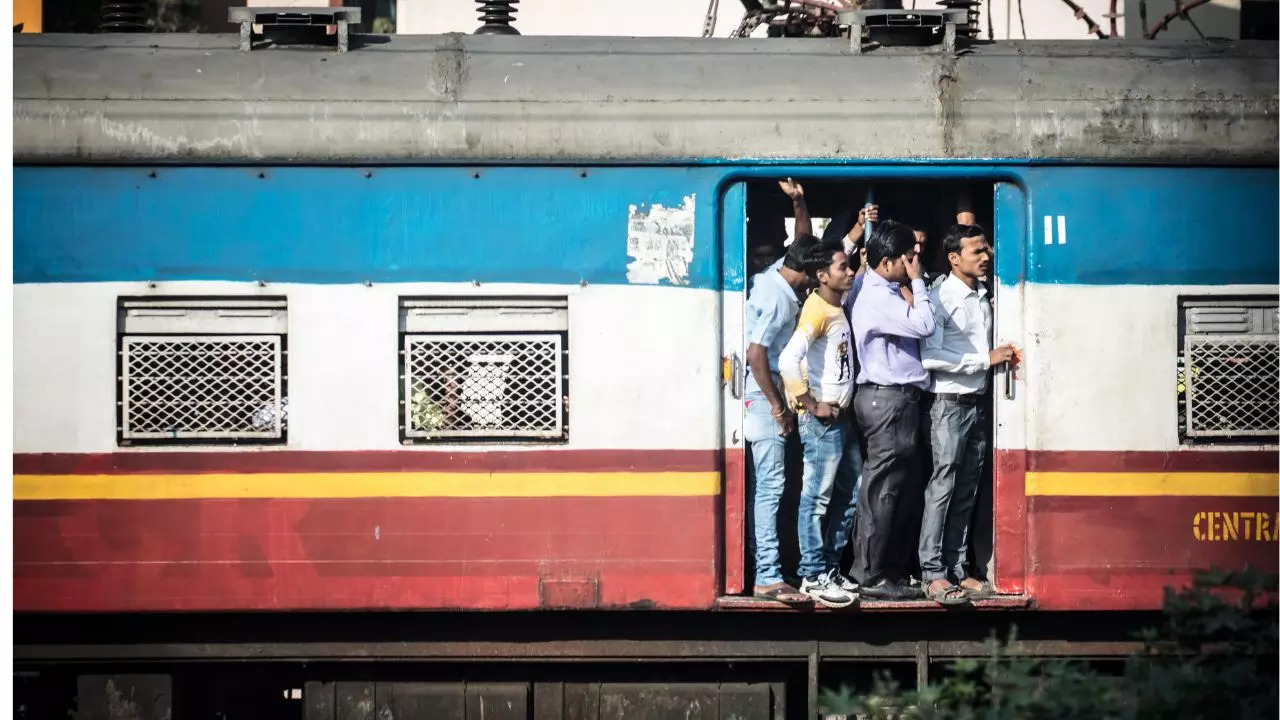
[18,0,1275,41]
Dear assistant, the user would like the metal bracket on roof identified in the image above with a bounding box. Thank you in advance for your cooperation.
[838,8,969,54]
[228,6,363,52]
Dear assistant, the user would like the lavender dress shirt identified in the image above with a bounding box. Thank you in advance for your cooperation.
[849,270,937,390]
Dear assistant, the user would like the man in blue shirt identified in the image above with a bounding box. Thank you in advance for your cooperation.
[744,234,818,604]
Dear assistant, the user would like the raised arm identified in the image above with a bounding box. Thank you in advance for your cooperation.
[861,279,936,339]
[778,178,812,239]
[845,204,879,252]
[863,250,937,338]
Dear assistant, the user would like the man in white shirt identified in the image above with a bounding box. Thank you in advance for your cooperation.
[917,224,1015,605]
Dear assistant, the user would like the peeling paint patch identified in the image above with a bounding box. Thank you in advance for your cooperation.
[626,195,695,286]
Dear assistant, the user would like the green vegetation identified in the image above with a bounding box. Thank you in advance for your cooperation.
[821,568,1278,719]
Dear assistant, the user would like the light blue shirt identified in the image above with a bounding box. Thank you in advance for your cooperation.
[745,267,800,397]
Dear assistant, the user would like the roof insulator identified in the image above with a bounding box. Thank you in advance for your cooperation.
[475,0,520,36]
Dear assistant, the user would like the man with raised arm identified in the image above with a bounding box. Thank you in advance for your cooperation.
[743,233,820,605]
[848,220,937,601]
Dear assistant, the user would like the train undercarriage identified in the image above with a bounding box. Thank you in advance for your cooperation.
[16,608,1151,719]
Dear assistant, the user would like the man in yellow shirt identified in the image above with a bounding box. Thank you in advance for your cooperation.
[779,240,860,608]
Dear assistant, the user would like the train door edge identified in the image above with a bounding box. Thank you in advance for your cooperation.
[721,180,748,596]
[992,179,1029,596]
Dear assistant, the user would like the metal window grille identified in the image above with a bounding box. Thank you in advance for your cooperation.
[403,333,565,440]
[121,335,285,441]
[1182,300,1279,440]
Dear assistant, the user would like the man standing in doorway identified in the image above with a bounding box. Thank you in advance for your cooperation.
[918,224,1014,604]
[849,221,936,601]
[743,234,820,605]
[779,240,860,608]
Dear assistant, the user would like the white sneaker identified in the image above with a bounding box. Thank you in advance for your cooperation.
[800,574,855,608]
[826,567,859,594]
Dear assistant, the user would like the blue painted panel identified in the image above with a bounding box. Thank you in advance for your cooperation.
[14,167,724,289]
[1023,167,1279,286]
[721,182,747,293]
[15,165,1279,288]
[994,181,1027,286]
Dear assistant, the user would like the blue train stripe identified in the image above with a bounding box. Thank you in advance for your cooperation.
[14,166,726,289]
[14,166,1277,288]
[1021,167,1278,287]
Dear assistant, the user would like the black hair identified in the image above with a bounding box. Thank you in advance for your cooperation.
[781,233,820,272]
[941,223,987,258]
[865,220,917,270]
[800,238,850,282]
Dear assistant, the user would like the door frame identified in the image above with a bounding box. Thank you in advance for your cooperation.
[716,165,1029,597]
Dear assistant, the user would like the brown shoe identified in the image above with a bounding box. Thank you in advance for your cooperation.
[753,582,813,606]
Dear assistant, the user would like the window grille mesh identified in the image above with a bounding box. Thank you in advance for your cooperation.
[1184,336,1279,438]
[404,334,564,439]
[121,335,284,440]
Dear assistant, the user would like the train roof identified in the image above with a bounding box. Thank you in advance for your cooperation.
[14,33,1278,164]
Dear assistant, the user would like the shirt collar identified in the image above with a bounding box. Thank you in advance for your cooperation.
[941,272,986,299]
[761,266,800,305]
[863,270,896,291]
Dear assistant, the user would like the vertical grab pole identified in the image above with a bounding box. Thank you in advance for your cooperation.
[863,187,875,244]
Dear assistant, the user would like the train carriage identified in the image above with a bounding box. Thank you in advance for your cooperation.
[11,30,1280,716]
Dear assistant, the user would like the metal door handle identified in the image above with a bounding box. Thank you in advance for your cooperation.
[731,353,744,399]
[1003,363,1014,400]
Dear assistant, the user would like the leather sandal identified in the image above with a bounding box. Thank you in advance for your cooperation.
[959,579,995,600]
[926,580,969,606]
[754,582,813,606]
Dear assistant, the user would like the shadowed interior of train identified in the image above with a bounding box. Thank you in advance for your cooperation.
[742,179,997,596]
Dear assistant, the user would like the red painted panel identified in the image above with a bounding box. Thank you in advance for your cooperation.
[1027,450,1277,473]
[993,449,1027,595]
[1029,495,1278,611]
[15,449,720,475]
[723,448,745,595]
[14,496,718,612]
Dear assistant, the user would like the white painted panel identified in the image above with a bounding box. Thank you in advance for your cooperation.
[14,283,119,453]
[14,281,720,454]
[1023,283,1279,452]
[994,280,1027,452]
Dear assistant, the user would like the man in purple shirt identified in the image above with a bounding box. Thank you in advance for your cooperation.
[848,220,937,600]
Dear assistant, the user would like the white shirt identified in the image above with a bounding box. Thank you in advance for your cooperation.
[922,273,993,395]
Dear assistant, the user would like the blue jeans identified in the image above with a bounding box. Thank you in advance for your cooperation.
[918,398,988,582]
[744,393,787,587]
[797,412,863,580]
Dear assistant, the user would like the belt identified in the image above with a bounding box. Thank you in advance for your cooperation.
[932,392,984,406]
[860,383,924,402]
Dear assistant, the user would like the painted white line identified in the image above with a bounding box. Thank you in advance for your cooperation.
[1043,215,1053,245]
[1057,215,1067,245]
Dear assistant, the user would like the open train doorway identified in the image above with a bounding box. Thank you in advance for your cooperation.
[722,175,1021,607]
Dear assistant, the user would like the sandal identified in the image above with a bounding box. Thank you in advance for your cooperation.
[926,580,969,606]
[754,582,813,606]
[958,579,995,600]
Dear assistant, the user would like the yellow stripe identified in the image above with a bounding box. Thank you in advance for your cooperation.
[13,472,721,501]
[1026,472,1279,497]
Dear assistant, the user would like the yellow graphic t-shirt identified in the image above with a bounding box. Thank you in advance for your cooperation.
[778,293,855,410]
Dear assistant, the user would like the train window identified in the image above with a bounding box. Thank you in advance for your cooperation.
[398,297,569,443]
[116,297,289,446]
[1179,297,1280,442]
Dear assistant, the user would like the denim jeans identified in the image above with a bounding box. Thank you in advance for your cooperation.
[918,397,989,583]
[797,412,862,580]
[744,393,787,587]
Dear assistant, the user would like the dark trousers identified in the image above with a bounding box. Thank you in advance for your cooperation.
[851,384,922,587]
[918,397,988,582]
